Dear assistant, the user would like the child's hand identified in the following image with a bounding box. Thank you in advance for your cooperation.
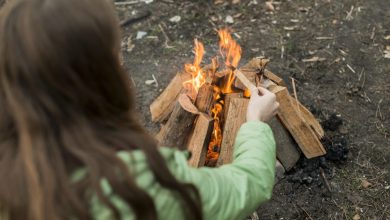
[246,87,279,122]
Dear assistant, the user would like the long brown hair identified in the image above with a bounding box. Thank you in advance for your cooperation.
[0,0,202,219]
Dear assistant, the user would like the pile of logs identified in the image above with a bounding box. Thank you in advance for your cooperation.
[150,57,326,171]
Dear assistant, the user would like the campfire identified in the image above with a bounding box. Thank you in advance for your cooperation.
[151,29,326,170]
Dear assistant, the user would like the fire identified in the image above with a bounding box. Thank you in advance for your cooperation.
[218,28,242,94]
[218,28,242,68]
[205,29,242,166]
[183,39,207,101]
[181,29,243,166]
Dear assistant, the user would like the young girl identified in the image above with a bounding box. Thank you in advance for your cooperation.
[0,0,279,219]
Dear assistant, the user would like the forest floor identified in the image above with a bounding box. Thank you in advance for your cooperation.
[117,0,389,219]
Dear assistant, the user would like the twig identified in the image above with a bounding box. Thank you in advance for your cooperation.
[370,27,376,40]
[316,36,334,40]
[320,167,332,193]
[152,74,159,88]
[375,99,383,120]
[296,204,314,220]
[158,23,174,48]
[346,64,356,73]
[280,36,284,59]
[120,11,151,27]
[346,6,354,21]
[114,0,140,6]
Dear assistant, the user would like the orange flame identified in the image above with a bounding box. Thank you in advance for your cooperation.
[183,39,206,101]
[218,28,242,93]
[218,28,242,68]
[205,87,224,166]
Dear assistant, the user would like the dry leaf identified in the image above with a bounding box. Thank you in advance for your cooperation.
[353,214,361,220]
[232,0,240,4]
[145,79,155,85]
[214,0,224,4]
[385,35,390,40]
[361,179,372,188]
[169,15,181,23]
[265,1,275,11]
[225,15,234,24]
[298,7,310,12]
[233,13,242,18]
[302,56,326,62]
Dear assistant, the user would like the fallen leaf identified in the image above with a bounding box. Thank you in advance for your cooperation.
[225,15,234,24]
[214,0,224,5]
[385,35,390,40]
[353,214,361,220]
[169,15,181,23]
[298,7,310,12]
[233,13,242,18]
[136,31,147,40]
[361,179,372,188]
[302,56,326,62]
[232,0,240,4]
[265,1,275,11]
[145,79,155,85]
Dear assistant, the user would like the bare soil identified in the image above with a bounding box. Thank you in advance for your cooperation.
[117,0,390,219]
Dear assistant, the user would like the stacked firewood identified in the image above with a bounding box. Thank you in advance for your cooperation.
[150,57,326,171]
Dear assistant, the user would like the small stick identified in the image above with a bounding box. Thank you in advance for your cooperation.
[114,1,140,6]
[158,23,173,48]
[234,69,257,91]
[291,77,302,117]
[320,167,332,193]
[120,11,151,27]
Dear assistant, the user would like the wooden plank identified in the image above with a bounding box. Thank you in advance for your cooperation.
[269,85,326,158]
[187,113,214,167]
[264,69,286,86]
[217,98,249,166]
[289,97,325,139]
[195,83,215,115]
[156,94,197,150]
[150,72,191,122]
[223,93,243,124]
[268,117,301,171]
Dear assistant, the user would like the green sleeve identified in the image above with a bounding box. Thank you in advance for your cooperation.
[170,120,276,220]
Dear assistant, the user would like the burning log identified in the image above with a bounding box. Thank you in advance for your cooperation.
[187,113,214,167]
[150,72,191,122]
[268,117,300,171]
[217,98,249,166]
[156,94,198,150]
[195,83,215,115]
[269,85,326,158]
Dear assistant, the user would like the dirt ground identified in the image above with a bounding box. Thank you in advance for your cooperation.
[117,0,389,219]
